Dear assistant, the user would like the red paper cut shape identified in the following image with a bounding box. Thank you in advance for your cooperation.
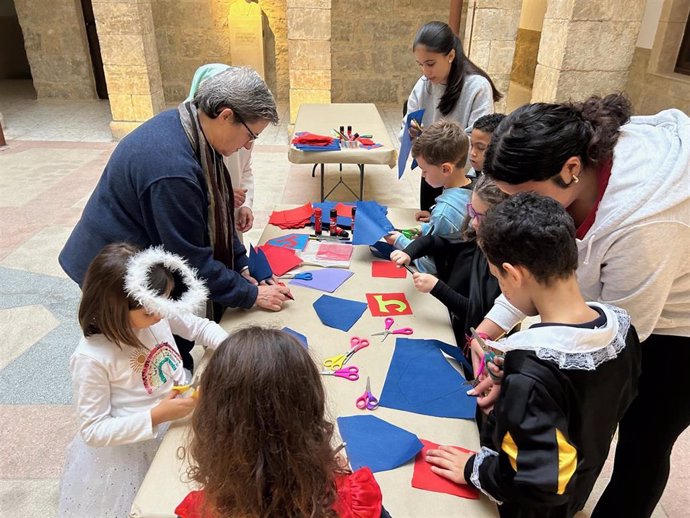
[268,203,314,229]
[334,202,356,218]
[371,261,407,279]
[365,292,413,316]
[412,439,479,499]
[258,244,303,276]
[316,242,354,261]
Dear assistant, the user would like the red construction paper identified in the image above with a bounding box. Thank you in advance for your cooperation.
[258,244,303,276]
[366,292,413,316]
[371,261,407,279]
[412,439,479,499]
[268,203,314,229]
[316,242,353,261]
[334,202,356,218]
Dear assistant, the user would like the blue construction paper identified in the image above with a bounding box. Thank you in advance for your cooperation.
[369,241,396,260]
[293,140,341,152]
[433,339,474,375]
[379,338,476,419]
[398,109,424,179]
[313,295,367,332]
[289,268,353,293]
[248,245,273,282]
[351,201,394,245]
[281,327,308,349]
[310,201,353,228]
[337,415,424,473]
[266,233,310,251]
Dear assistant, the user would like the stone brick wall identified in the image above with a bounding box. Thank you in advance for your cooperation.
[625,46,690,114]
[511,28,540,88]
[13,0,96,98]
[331,0,450,104]
[151,0,288,103]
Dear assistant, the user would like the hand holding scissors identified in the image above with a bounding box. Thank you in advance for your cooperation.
[356,376,379,410]
[172,374,201,398]
[323,337,370,370]
[371,317,414,342]
[320,366,359,381]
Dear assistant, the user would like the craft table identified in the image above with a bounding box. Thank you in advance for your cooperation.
[288,103,398,202]
[130,207,497,518]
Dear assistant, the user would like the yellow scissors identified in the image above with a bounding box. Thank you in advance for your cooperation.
[172,374,201,398]
[323,337,370,370]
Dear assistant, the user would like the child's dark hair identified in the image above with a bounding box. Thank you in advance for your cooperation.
[413,21,502,115]
[484,93,631,187]
[472,113,506,134]
[477,193,579,284]
[79,242,173,349]
[186,327,341,518]
[460,174,508,240]
[411,119,469,167]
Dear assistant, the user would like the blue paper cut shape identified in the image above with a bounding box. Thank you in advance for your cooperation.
[248,245,273,282]
[369,241,396,260]
[398,108,425,179]
[281,327,308,349]
[379,338,476,419]
[432,339,473,375]
[313,295,367,332]
[310,201,353,228]
[337,415,424,473]
[289,268,353,293]
[351,201,394,246]
[266,233,310,251]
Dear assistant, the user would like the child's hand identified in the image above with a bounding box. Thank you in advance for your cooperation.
[413,272,438,293]
[384,232,400,245]
[408,120,423,139]
[236,206,254,232]
[390,250,411,266]
[415,210,431,223]
[425,445,472,485]
[151,390,197,426]
[234,188,248,208]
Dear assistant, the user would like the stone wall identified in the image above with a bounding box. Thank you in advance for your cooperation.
[511,27,540,87]
[331,0,450,104]
[13,0,96,98]
[625,46,690,114]
[151,0,288,103]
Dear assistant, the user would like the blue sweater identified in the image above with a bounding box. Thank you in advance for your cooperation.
[59,109,257,309]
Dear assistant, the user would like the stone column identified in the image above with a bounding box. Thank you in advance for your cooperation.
[287,0,331,123]
[92,0,166,139]
[532,0,646,103]
[465,0,522,112]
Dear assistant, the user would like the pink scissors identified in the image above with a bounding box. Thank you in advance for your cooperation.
[323,337,370,370]
[320,365,360,381]
[371,317,414,342]
[356,376,379,410]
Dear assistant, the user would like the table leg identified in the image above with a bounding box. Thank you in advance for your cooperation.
[320,163,325,202]
[358,164,365,200]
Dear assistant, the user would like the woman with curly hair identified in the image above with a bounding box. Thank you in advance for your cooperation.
[175,326,388,518]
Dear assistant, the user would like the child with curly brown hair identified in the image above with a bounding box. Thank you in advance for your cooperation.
[175,327,388,518]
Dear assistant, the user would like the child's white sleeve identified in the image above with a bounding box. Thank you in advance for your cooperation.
[485,294,525,332]
[168,312,229,350]
[71,354,155,447]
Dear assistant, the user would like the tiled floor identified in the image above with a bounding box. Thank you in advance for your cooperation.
[0,80,687,518]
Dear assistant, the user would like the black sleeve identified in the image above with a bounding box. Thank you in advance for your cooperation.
[140,178,258,309]
[402,233,459,260]
[430,280,469,316]
[467,373,578,506]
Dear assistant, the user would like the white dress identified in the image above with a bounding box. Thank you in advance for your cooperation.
[58,313,228,518]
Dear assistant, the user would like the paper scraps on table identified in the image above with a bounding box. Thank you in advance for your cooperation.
[366,292,413,317]
[268,203,314,229]
[300,240,352,268]
[316,242,353,262]
[266,233,310,251]
[372,261,407,279]
[290,268,354,293]
[281,327,308,349]
[258,244,303,276]
[412,439,479,499]
[248,245,273,282]
[313,295,367,332]
[378,338,476,419]
[369,241,396,260]
[337,415,424,473]
[398,108,424,179]
[351,201,395,246]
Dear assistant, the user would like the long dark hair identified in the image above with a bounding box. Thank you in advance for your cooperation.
[186,327,341,518]
[413,21,502,115]
[484,93,632,186]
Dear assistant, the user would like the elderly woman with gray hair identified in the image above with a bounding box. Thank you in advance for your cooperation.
[59,67,291,369]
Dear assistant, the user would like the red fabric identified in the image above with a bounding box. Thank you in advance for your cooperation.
[258,244,303,276]
[291,132,334,146]
[175,468,382,518]
[411,439,479,499]
[371,261,407,279]
[574,159,612,240]
[268,203,314,229]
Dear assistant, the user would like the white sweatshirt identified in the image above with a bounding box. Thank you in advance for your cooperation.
[486,109,690,341]
[224,144,254,210]
[70,312,228,447]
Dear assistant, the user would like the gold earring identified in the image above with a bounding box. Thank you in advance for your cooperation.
[572,175,579,184]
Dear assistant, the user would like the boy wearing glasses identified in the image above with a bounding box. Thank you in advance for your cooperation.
[385,119,472,273]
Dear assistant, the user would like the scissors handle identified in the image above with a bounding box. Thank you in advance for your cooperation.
[324,354,347,370]
[392,327,414,335]
[336,366,359,381]
[356,392,379,410]
[384,317,395,330]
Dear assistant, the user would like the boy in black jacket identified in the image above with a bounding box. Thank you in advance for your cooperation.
[425,193,641,518]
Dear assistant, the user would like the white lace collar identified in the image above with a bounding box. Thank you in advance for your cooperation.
[486,302,631,370]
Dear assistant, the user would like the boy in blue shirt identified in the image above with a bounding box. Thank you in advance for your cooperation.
[386,120,471,273]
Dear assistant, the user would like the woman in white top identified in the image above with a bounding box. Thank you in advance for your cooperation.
[402,21,501,214]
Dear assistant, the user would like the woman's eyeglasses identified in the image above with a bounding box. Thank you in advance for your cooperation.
[219,107,259,142]
[466,202,485,221]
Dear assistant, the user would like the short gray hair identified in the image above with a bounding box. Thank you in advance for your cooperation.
[194,66,279,124]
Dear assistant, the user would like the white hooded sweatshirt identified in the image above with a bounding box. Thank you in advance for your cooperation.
[486,109,690,341]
